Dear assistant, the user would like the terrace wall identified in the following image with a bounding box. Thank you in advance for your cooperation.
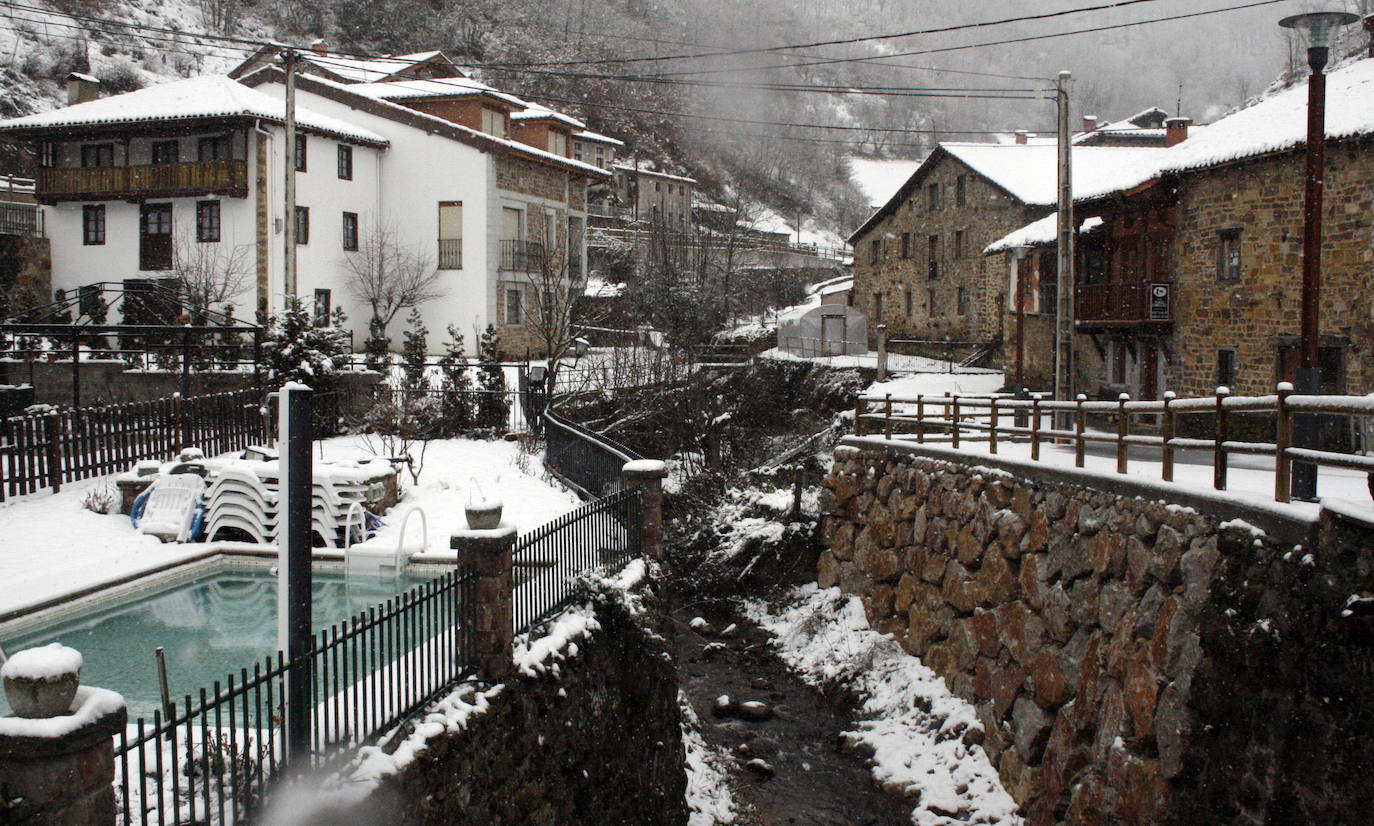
[820,439,1374,825]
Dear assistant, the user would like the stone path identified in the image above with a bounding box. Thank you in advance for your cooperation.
[673,605,913,826]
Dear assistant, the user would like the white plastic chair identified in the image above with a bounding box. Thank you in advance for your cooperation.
[137,475,207,542]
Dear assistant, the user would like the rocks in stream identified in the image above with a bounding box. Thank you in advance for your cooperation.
[713,695,775,722]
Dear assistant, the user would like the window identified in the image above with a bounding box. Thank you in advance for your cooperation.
[900,232,911,259]
[341,211,359,251]
[927,182,941,211]
[871,238,881,263]
[548,131,568,156]
[927,235,940,280]
[927,288,937,316]
[195,200,221,242]
[904,287,913,316]
[595,146,606,169]
[873,291,884,320]
[505,287,523,325]
[957,286,969,316]
[1038,252,1058,314]
[151,140,179,165]
[82,205,105,245]
[337,145,353,180]
[1111,341,1127,384]
[198,135,230,161]
[956,175,967,206]
[573,142,584,162]
[1217,229,1241,281]
[313,289,331,327]
[294,206,309,245]
[294,134,307,172]
[1216,348,1237,390]
[38,142,55,168]
[81,144,114,168]
[954,230,966,259]
[437,202,462,268]
[655,182,661,192]
[481,108,507,138]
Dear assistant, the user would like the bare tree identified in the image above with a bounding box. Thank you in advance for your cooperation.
[342,222,445,344]
[196,0,241,33]
[171,232,251,321]
[525,236,595,383]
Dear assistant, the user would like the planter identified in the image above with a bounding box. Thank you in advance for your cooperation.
[2,644,84,719]
[465,501,503,530]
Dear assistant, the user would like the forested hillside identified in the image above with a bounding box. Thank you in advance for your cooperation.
[1,0,1357,237]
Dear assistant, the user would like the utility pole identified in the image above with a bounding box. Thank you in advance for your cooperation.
[282,49,301,304]
[1054,70,1075,417]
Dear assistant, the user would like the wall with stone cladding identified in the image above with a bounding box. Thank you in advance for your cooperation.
[850,153,1046,345]
[1170,140,1374,397]
[819,441,1374,825]
[496,155,570,203]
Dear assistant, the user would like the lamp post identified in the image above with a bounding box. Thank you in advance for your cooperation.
[1279,10,1357,501]
[1012,244,1032,428]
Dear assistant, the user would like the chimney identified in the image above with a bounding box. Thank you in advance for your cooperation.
[1082,115,1098,132]
[1165,116,1191,147]
[1364,15,1374,58]
[1014,130,1029,145]
[66,72,99,106]
[310,38,328,56]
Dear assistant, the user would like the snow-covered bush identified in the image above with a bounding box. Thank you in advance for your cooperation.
[261,296,350,391]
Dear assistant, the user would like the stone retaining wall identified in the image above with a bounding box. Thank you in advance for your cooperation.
[820,440,1374,825]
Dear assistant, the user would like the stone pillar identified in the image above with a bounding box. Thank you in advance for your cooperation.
[451,524,516,681]
[876,323,888,381]
[622,460,667,562]
[0,690,127,825]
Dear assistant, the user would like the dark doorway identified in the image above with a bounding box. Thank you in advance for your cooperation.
[139,203,173,271]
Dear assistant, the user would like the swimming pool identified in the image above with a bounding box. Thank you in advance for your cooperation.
[0,559,451,718]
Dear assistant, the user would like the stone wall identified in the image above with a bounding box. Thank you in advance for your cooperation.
[496,155,570,203]
[820,440,1374,824]
[366,585,688,825]
[850,152,1045,344]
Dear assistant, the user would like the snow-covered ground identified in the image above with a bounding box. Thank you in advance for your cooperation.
[867,371,1008,398]
[760,346,1003,379]
[744,585,1022,826]
[0,436,580,616]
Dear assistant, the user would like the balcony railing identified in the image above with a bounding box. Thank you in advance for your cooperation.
[438,238,463,269]
[0,201,42,237]
[500,239,544,272]
[35,160,249,202]
[1075,281,1171,326]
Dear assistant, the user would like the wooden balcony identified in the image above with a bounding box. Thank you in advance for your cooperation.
[35,160,248,203]
[1075,281,1173,328]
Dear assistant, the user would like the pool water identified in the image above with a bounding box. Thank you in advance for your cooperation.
[0,560,448,719]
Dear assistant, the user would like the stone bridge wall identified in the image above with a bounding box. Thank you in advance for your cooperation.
[820,438,1374,825]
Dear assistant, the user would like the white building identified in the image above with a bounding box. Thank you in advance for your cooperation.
[0,68,612,358]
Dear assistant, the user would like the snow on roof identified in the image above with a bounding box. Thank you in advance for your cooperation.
[809,274,852,295]
[1078,58,1374,202]
[511,103,586,130]
[983,213,1104,254]
[67,71,99,84]
[303,50,454,84]
[0,75,389,146]
[573,130,623,147]
[348,76,526,108]
[941,143,1168,206]
[848,156,923,208]
[611,163,695,183]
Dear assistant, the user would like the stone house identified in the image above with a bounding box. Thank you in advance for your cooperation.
[848,142,1169,352]
[985,56,1374,404]
[610,164,695,231]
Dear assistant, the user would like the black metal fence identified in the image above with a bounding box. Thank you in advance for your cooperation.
[513,488,643,633]
[115,566,478,825]
[543,407,643,498]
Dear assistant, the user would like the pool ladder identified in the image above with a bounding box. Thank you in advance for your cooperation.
[343,505,428,576]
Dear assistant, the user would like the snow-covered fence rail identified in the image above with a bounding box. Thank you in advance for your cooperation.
[854,384,1374,504]
[0,389,265,500]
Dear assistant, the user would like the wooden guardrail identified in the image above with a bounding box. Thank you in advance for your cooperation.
[852,384,1374,504]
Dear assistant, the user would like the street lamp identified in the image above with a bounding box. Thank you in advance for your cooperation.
[1011,244,1032,398]
[1278,10,1358,501]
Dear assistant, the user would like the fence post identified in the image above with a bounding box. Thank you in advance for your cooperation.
[44,410,62,493]
[1214,385,1230,490]
[1275,382,1293,503]
[1031,394,1041,461]
[1161,391,1176,482]
[171,392,184,454]
[876,324,888,381]
[1116,393,1130,474]
[622,460,667,563]
[854,398,868,437]
[0,664,127,825]
[450,524,515,681]
[884,393,893,440]
[989,397,999,455]
[951,394,961,449]
[1075,394,1087,468]
[915,395,925,444]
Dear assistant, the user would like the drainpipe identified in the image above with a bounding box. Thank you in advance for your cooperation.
[254,119,274,318]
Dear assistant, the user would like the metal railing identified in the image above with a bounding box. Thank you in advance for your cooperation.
[513,487,642,632]
[0,201,42,237]
[499,239,544,272]
[437,238,462,270]
[114,566,479,825]
[543,406,643,498]
[853,384,1374,504]
[1075,281,1171,324]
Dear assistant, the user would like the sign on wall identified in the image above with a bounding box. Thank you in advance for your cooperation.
[1148,283,1171,321]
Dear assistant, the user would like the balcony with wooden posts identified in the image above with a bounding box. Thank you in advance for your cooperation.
[1075,280,1174,328]
[35,160,249,203]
